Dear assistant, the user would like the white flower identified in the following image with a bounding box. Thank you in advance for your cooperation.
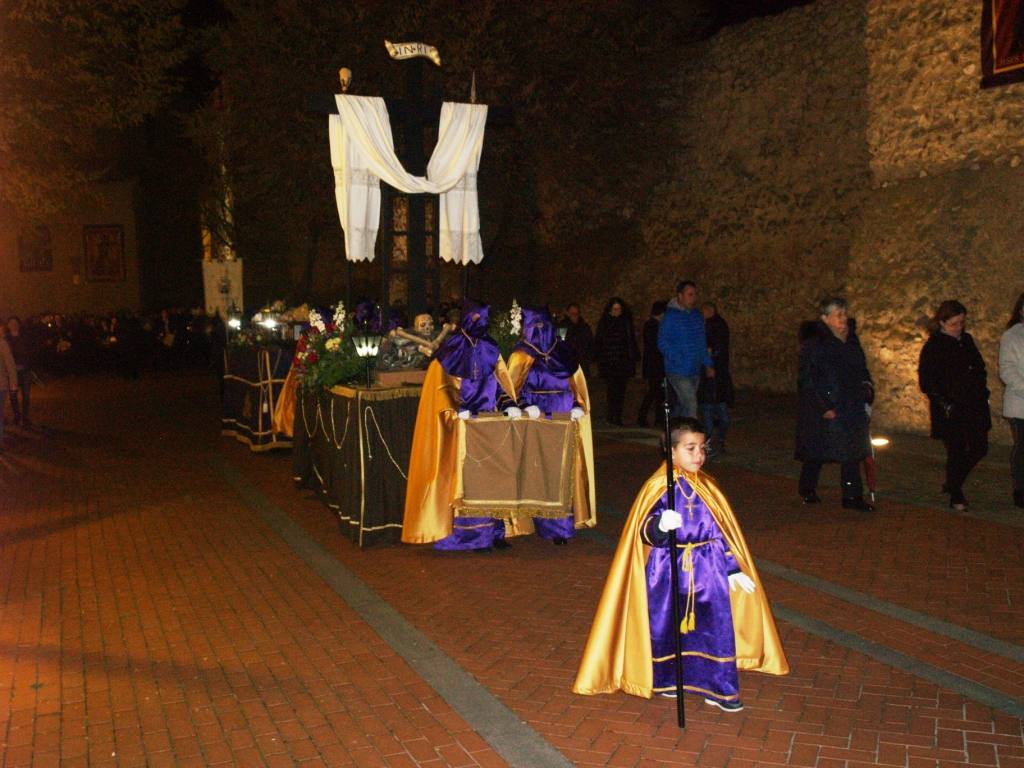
[325,337,342,352]
[509,299,522,335]
[309,309,326,333]
[332,301,346,329]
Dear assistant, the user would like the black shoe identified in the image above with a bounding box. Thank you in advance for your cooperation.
[1015,490,1024,509]
[705,698,743,712]
[801,493,822,504]
[949,490,967,511]
[842,497,875,512]
[493,538,511,550]
[552,536,568,546]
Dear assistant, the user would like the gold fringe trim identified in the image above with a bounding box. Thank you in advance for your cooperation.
[328,384,422,401]
[452,504,573,520]
[221,429,292,452]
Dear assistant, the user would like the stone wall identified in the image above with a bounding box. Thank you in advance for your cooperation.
[543,0,1024,439]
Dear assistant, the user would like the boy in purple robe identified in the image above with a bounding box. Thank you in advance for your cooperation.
[641,417,751,706]
[574,417,788,708]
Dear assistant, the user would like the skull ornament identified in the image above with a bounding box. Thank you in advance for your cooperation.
[413,313,434,337]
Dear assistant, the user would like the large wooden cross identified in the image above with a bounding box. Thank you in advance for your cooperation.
[309,50,512,319]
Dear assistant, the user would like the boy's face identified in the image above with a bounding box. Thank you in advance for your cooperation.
[671,431,706,473]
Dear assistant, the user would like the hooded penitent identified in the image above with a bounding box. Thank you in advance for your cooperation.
[512,307,579,414]
[402,298,518,546]
[434,298,501,413]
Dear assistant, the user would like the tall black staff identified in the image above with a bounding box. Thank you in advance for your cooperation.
[662,378,686,728]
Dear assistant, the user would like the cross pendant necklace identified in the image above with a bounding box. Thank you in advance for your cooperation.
[678,480,698,520]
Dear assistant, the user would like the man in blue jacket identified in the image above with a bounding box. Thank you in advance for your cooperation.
[658,280,714,418]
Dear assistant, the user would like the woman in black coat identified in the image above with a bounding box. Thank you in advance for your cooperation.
[918,300,990,511]
[594,297,639,426]
[795,297,874,510]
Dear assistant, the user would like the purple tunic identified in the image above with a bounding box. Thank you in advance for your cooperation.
[435,301,502,415]
[515,308,582,541]
[433,299,506,550]
[641,476,741,702]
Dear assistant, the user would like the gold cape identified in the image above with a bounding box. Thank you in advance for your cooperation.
[503,350,597,534]
[572,464,789,698]
[271,365,298,438]
[401,357,518,543]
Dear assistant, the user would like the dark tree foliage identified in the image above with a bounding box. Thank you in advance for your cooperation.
[0,0,186,219]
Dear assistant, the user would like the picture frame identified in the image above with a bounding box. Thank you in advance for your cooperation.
[83,225,125,282]
[18,224,53,272]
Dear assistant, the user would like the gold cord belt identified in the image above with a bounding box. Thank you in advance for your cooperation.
[676,539,713,634]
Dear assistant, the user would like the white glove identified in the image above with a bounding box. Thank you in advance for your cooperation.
[525,405,542,419]
[457,409,471,420]
[504,407,522,419]
[570,407,585,421]
[657,509,682,533]
[728,572,756,594]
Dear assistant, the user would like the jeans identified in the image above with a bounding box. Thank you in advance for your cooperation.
[605,376,629,424]
[666,374,699,419]
[1009,418,1024,492]
[700,402,730,451]
[799,460,863,500]
[942,424,988,500]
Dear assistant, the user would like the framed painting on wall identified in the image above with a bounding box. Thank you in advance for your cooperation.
[982,0,1024,87]
[83,225,125,282]
[18,225,53,272]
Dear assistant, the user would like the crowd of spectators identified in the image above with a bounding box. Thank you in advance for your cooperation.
[1,308,225,380]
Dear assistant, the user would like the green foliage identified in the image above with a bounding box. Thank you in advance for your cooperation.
[293,322,365,390]
[489,302,521,360]
[0,0,187,219]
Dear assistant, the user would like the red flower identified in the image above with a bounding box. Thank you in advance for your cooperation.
[297,337,307,351]
[306,351,318,364]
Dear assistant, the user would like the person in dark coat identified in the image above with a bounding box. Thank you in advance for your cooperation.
[918,300,991,511]
[4,316,35,428]
[698,302,734,454]
[636,300,667,428]
[795,297,874,511]
[559,303,595,379]
[594,297,639,426]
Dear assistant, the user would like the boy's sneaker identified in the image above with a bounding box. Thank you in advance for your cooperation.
[657,691,677,698]
[704,698,743,712]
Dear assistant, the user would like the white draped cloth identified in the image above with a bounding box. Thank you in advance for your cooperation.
[329,94,488,265]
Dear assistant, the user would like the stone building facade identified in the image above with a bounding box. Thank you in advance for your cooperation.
[563,0,1024,439]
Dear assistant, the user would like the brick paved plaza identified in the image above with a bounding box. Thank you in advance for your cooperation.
[1,372,1022,767]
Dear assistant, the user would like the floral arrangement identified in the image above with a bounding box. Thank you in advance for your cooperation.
[292,302,365,389]
[489,299,521,359]
[227,327,280,348]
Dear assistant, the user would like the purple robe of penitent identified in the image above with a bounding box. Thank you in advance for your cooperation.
[432,299,506,551]
[513,308,580,540]
[640,476,741,703]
